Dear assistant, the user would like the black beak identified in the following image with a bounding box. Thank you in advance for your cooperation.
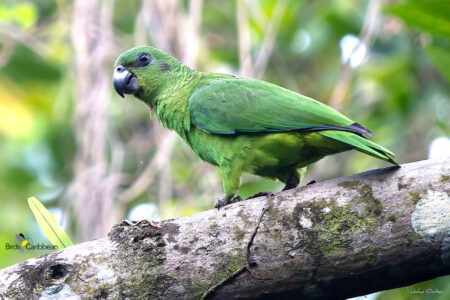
[113,65,139,98]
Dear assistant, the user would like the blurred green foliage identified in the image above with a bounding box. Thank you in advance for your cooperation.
[0,2,38,29]
[0,0,448,298]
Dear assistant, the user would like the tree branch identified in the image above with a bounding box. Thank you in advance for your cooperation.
[1,157,449,299]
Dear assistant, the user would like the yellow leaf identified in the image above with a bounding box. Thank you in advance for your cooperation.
[27,197,73,249]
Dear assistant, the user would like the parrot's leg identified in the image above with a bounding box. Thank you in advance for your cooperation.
[277,167,306,191]
[215,165,242,209]
[282,175,300,191]
[274,168,300,191]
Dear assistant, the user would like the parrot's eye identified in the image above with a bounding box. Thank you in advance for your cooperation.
[135,53,152,67]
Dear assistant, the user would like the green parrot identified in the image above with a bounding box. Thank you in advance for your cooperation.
[113,46,398,208]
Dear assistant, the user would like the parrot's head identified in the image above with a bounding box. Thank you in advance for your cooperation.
[113,46,183,106]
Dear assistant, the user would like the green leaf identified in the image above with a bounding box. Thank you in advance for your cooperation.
[384,0,450,38]
[27,197,73,249]
[426,45,450,82]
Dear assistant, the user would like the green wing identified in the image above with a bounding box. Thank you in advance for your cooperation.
[188,77,398,165]
[189,78,358,134]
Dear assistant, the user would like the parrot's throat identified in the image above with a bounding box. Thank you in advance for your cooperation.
[153,68,201,140]
[139,66,199,110]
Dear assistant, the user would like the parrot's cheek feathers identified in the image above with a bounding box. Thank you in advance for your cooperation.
[125,76,139,94]
[113,65,140,98]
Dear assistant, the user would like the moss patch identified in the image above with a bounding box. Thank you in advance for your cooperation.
[289,182,388,257]
[117,274,176,299]
[397,176,414,190]
[357,184,383,216]
[208,222,220,238]
[214,254,245,282]
[337,179,360,190]
[107,224,177,298]
[439,174,450,184]
[236,206,253,228]
[366,246,381,265]
[406,231,423,245]
[410,190,421,205]
[194,254,246,299]
[292,197,378,256]
[281,214,293,228]
[232,225,246,241]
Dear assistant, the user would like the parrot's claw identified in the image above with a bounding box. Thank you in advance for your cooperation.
[120,219,161,228]
[306,180,317,185]
[246,192,274,200]
[214,195,243,209]
[214,197,226,209]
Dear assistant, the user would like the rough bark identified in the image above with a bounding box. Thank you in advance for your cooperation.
[1,157,449,300]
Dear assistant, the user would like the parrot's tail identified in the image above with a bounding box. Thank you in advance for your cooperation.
[318,130,400,166]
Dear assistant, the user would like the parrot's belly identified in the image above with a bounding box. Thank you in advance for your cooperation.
[186,128,331,176]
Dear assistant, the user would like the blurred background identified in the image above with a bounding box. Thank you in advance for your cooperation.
[0,0,448,298]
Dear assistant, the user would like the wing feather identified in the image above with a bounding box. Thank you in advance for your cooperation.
[189,78,360,134]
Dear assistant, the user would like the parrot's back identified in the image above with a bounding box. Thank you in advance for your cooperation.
[183,76,397,167]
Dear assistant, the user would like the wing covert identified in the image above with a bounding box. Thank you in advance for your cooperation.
[188,78,355,134]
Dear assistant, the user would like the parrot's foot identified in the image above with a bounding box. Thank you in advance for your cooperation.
[120,219,161,229]
[214,194,243,209]
[282,176,300,191]
[246,192,274,200]
[306,180,317,185]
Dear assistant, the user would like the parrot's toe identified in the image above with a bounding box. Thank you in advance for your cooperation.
[214,195,243,209]
[214,197,225,209]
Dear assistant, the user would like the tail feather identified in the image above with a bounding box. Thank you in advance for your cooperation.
[318,130,399,166]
